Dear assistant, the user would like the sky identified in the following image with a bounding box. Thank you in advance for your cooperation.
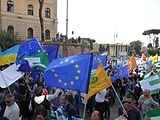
[57,0,160,46]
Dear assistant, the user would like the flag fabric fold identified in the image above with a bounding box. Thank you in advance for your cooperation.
[146,108,160,120]
[43,54,93,93]
[140,72,160,94]
[87,63,112,99]
[43,45,59,63]
[0,64,24,88]
[92,55,107,70]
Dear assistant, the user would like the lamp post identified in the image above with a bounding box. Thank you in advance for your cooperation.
[65,0,68,56]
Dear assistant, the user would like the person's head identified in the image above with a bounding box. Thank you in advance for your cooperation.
[5,93,14,106]
[143,89,150,98]
[60,94,69,105]
[91,110,101,120]
[35,107,47,120]
[35,87,43,96]
[125,94,134,107]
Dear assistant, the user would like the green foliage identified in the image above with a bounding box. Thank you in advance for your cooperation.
[143,29,160,35]
[155,37,159,48]
[128,40,142,56]
[0,30,20,51]
[147,43,153,48]
[148,48,157,56]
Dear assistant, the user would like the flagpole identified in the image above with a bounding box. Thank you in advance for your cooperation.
[0,71,11,93]
[111,85,125,111]
[82,100,87,119]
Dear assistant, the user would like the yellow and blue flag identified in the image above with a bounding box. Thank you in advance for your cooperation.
[43,45,59,63]
[92,55,107,70]
[43,54,93,93]
[0,45,20,66]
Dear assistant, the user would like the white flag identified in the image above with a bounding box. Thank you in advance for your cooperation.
[0,64,24,88]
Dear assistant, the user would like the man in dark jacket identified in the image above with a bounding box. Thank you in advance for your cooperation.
[60,94,77,120]
[118,94,141,120]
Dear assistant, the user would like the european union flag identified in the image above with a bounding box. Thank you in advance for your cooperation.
[43,54,93,93]
[43,45,59,63]
[16,38,43,62]
[92,55,107,70]
[112,65,129,81]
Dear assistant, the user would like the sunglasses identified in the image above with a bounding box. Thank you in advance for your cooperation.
[125,101,132,104]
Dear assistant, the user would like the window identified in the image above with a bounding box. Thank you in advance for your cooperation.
[45,8,51,18]
[7,26,14,34]
[27,28,33,39]
[45,30,50,40]
[7,0,14,12]
[28,4,33,15]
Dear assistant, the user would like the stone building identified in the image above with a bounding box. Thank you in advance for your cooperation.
[0,0,57,41]
[93,43,129,56]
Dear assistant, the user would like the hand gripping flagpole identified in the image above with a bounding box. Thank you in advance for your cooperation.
[0,71,11,93]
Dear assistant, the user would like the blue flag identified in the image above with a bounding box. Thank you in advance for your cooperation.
[16,38,43,63]
[112,65,120,71]
[112,65,129,81]
[119,57,126,68]
[92,55,107,70]
[43,54,93,93]
[43,45,59,63]
[146,60,152,67]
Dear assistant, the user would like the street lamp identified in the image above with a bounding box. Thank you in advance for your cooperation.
[65,0,68,56]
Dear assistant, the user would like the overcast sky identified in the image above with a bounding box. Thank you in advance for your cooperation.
[57,0,160,46]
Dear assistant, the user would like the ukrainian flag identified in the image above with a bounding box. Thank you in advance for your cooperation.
[0,45,20,66]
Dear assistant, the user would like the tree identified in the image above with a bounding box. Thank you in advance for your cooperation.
[38,0,44,41]
[147,43,153,48]
[129,40,142,56]
[0,30,20,51]
[155,37,159,48]
[142,29,160,48]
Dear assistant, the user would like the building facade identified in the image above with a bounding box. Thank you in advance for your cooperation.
[93,43,129,56]
[0,0,57,41]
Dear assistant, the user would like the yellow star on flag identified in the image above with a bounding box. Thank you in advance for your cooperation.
[38,50,41,52]
[51,69,55,72]
[70,81,74,85]
[64,82,67,86]
[60,61,63,64]
[71,60,74,63]
[77,70,81,74]
[65,59,69,62]
[43,50,46,52]
[58,79,62,83]
[75,64,79,68]
[54,74,58,77]
[75,76,79,80]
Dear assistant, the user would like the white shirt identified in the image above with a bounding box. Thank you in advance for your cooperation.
[95,89,107,103]
[4,102,20,120]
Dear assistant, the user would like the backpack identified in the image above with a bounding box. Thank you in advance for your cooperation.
[32,95,51,116]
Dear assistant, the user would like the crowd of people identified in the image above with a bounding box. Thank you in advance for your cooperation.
[0,58,160,120]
